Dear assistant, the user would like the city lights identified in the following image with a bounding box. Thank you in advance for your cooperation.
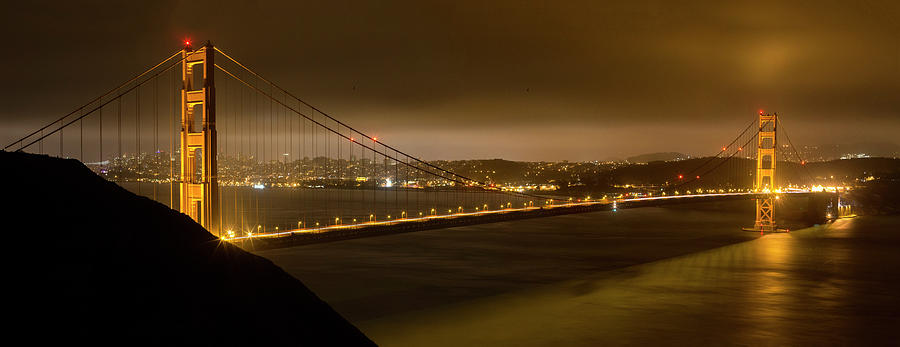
[3,4,892,343]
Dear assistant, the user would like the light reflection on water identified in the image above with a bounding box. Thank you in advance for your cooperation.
[355,216,900,345]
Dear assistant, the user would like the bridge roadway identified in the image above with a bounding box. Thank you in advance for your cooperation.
[228,191,829,251]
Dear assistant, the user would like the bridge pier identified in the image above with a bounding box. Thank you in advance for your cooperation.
[802,192,850,224]
[752,194,777,232]
[805,193,834,224]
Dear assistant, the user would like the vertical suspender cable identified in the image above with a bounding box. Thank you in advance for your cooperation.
[137,87,141,196]
[99,101,103,168]
[169,67,174,208]
[117,98,122,161]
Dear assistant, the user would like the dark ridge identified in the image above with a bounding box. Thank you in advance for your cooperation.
[625,151,688,163]
[847,179,900,215]
[594,157,900,187]
[2,151,374,345]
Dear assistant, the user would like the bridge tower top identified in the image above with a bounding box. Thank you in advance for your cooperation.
[756,112,776,191]
[753,111,777,232]
[179,41,219,236]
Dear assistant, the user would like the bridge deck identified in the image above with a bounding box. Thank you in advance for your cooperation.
[230,191,825,251]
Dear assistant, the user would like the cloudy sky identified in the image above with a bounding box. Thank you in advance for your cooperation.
[1,0,897,160]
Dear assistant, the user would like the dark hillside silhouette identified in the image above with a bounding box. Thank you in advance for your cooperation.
[2,151,373,345]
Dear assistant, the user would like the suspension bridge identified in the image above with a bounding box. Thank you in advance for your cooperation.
[3,41,845,249]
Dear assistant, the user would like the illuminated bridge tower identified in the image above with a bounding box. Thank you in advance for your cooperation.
[753,112,777,232]
[179,42,220,236]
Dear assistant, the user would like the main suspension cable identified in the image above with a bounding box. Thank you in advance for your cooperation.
[5,50,182,150]
[14,55,187,151]
[215,62,555,203]
[214,47,490,187]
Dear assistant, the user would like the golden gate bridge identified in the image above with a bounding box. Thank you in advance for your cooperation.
[4,41,847,247]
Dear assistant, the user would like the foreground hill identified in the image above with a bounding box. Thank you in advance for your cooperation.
[3,151,373,345]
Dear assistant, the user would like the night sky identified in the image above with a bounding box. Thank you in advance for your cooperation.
[1,1,898,161]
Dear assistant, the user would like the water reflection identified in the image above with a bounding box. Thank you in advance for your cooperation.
[358,216,900,345]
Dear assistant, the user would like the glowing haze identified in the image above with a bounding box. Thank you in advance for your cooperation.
[1,0,897,160]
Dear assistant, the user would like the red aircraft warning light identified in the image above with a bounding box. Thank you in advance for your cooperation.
[696,175,700,179]
[678,174,684,179]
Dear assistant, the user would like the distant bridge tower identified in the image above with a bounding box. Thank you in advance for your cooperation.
[753,112,777,232]
[179,41,220,236]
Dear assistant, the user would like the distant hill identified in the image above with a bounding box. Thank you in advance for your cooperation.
[626,152,689,163]
[436,158,531,183]
[594,157,900,188]
[3,151,374,345]
[801,142,900,161]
